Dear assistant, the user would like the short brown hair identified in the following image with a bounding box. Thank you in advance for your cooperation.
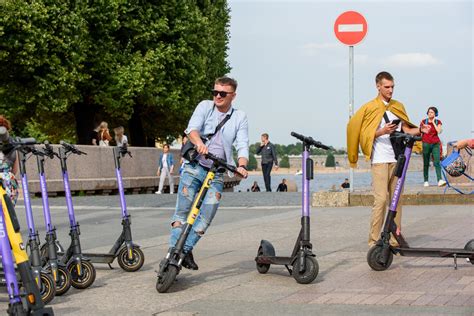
[163,144,170,149]
[0,115,11,130]
[261,133,269,139]
[215,76,238,91]
[375,71,394,84]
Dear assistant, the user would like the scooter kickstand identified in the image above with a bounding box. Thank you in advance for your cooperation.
[285,265,292,275]
[453,254,457,270]
[108,263,114,270]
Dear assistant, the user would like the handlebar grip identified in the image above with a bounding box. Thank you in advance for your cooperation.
[290,131,331,150]
[17,138,37,145]
[0,126,9,143]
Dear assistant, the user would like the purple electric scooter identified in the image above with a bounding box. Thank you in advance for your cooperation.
[367,132,474,271]
[54,141,96,289]
[255,132,331,284]
[0,134,54,315]
[83,144,145,271]
[31,142,72,295]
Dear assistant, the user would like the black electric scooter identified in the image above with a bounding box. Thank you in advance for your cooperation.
[254,132,331,284]
[82,144,145,271]
[367,132,474,271]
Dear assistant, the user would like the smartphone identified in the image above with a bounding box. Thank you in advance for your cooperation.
[390,119,401,125]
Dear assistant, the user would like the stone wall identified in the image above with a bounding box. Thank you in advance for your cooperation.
[21,145,240,195]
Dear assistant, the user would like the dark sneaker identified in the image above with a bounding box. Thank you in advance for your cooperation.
[182,251,199,270]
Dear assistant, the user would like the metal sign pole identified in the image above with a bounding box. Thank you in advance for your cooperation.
[349,45,354,192]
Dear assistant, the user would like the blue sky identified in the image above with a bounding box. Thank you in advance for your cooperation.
[227,0,473,148]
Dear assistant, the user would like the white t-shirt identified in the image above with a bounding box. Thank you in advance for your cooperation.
[162,153,168,169]
[372,108,402,164]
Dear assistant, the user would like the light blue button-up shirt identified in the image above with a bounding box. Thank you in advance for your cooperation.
[185,100,249,171]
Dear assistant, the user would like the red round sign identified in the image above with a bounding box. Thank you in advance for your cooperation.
[334,11,368,46]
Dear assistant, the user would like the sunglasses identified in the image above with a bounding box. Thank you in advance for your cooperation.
[212,90,233,98]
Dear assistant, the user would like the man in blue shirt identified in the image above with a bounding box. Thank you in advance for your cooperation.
[168,77,249,270]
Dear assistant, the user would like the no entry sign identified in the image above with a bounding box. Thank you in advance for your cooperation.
[334,11,368,46]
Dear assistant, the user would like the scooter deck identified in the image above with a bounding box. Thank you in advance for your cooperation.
[255,255,294,266]
[394,247,474,259]
[82,253,115,264]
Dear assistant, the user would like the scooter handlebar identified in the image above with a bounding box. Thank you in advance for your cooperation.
[290,132,332,150]
[391,131,422,142]
[60,140,87,155]
[205,152,243,177]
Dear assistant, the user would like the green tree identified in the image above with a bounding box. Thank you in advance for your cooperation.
[280,155,290,168]
[0,1,231,145]
[325,152,336,167]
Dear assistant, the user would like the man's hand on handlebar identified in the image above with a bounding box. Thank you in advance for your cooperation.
[236,166,248,179]
[196,142,208,155]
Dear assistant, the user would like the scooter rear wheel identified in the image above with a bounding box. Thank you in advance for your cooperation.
[367,245,393,271]
[156,265,178,293]
[117,246,145,272]
[54,266,72,296]
[464,239,474,265]
[292,256,319,284]
[256,246,271,274]
[39,271,55,304]
[68,261,96,289]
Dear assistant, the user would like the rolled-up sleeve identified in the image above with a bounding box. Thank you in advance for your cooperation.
[234,113,249,160]
[185,101,207,135]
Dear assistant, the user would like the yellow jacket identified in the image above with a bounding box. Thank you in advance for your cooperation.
[346,97,419,168]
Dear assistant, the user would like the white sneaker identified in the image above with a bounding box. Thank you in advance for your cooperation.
[155,191,162,194]
[423,182,429,187]
[438,179,446,187]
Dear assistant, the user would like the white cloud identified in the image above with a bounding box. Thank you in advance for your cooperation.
[355,54,369,64]
[301,42,339,56]
[383,53,442,67]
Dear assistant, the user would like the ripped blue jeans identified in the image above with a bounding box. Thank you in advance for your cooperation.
[169,162,224,253]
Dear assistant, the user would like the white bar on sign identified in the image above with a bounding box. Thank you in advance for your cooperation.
[338,24,364,32]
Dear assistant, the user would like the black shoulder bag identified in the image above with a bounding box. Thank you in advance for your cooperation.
[181,107,234,161]
[383,113,406,160]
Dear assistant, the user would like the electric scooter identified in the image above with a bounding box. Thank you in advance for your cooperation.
[0,135,54,315]
[156,152,243,293]
[31,142,72,295]
[82,144,144,272]
[14,142,56,304]
[367,132,474,271]
[254,132,331,284]
[54,141,96,289]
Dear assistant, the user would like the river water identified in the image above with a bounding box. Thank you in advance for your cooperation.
[234,170,440,192]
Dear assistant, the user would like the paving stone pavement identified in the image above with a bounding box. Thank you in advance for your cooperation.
[0,193,473,315]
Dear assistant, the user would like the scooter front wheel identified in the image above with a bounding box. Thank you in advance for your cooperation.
[117,246,145,272]
[464,239,474,265]
[68,261,96,289]
[54,266,72,296]
[256,246,270,274]
[156,264,178,293]
[292,256,319,284]
[40,271,55,304]
[367,245,393,271]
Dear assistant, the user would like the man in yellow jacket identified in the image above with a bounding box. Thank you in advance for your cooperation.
[347,71,429,247]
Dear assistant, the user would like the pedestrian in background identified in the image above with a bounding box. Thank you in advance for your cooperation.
[276,178,287,192]
[98,121,112,146]
[0,115,19,205]
[114,126,128,147]
[420,106,445,187]
[250,181,261,192]
[156,144,175,194]
[257,133,278,192]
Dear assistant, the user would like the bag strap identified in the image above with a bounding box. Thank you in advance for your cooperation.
[383,112,390,124]
[205,108,234,140]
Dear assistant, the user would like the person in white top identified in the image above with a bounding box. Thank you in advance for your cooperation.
[156,144,175,194]
[113,126,128,147]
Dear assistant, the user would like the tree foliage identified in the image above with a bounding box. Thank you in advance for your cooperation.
[0,0,231,145]
[325,152,336,167]
[279,155,290,168]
